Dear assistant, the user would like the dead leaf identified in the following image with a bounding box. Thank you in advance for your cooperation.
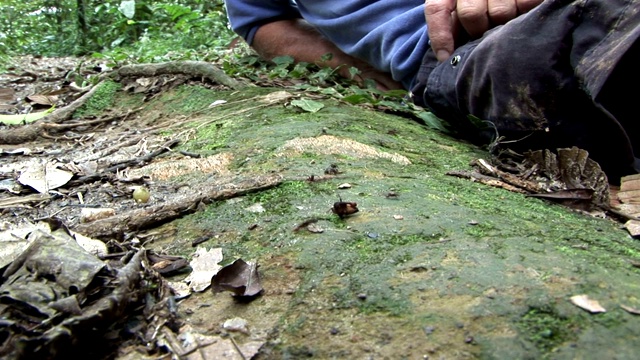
[27,94,57,106]
[0,88,15,103]
[624,220,640,237]
[212,259,263,298]
[17,161,73,193]
[620,304,640,315]
[183,247,223,292]
[570,294,606,313]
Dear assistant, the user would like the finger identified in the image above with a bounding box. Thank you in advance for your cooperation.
[425,0,457,61]
[516,0,544,14]
[457,0,490,38]
[487,0,517,25]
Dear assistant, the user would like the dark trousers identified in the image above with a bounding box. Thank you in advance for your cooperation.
[411,0,640,179]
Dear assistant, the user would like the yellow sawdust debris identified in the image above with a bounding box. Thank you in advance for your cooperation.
[127,153,233,180]
[276,135,411,165]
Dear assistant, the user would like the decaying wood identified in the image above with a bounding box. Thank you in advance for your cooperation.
[115,61,246,90]
[73,174,283,239]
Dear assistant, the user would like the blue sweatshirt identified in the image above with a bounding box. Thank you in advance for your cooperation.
[224,0,429,89]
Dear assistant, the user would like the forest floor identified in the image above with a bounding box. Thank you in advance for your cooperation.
[1,56,640,359]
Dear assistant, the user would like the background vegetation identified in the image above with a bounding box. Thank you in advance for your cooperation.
[0,0,235,61]
[0,0,439,128]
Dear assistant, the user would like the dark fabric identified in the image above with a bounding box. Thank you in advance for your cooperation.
[411,0,640,180]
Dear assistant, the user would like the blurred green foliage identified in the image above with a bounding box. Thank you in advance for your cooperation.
[0,0,235,58]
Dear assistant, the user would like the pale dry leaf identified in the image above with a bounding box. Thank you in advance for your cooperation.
[27,94,57,106]
[18,161,73,193]
[71,230,108,257]
[570,294,606,313]
[620,304,640,315]
[624,220,640,237]
[183,247,223,292]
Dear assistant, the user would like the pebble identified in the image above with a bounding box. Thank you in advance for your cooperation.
[223,317,249,334]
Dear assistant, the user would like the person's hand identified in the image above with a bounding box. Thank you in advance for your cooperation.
[425,0,543,62]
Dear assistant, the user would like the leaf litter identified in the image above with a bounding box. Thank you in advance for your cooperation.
[0,57,276,359]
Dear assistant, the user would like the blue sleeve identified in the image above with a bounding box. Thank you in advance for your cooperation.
[224,0,301,44]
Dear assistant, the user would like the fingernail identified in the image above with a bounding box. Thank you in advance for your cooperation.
[436,50,450,62]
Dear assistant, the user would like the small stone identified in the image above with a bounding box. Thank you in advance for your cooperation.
[423,326,435,335]
[330,327,339,335]
[455,322,464,329]
[464,336,474,344]
[338,183,352,189]
[357,293,367,300]
[307,223,324,233]
[367,232,379,239]
[468,220,479,225]
[246,203,265,213]
[393,214,404,220]
[324,164,339,175]
[223,317,249,334]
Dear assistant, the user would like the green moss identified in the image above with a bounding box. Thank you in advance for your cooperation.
[517,307,579,354]
[73,80,121,118]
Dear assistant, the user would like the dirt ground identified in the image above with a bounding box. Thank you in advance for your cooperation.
[1,57,640,359]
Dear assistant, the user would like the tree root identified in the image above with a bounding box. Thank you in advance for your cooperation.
[0,83,107,145]
[114,61,247,90]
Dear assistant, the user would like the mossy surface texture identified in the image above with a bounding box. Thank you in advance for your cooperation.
[123,85,640,359]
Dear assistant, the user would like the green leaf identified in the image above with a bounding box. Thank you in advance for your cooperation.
[467,114,491,130]
[342,93,373,105]
[291,99,325,113]
[272,55,294,66]
[416,111,450,133]
[348,66,360,79]
[0,107,55,125]
[320,53,334,62]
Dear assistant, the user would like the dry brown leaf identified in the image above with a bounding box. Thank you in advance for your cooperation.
[212,259,263,297]
[0,88,15,103]
[27,94,57,105]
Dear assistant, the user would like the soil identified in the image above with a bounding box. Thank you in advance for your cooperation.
[1,57,640,359]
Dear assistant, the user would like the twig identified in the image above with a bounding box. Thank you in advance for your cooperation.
[229,335,247,360]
